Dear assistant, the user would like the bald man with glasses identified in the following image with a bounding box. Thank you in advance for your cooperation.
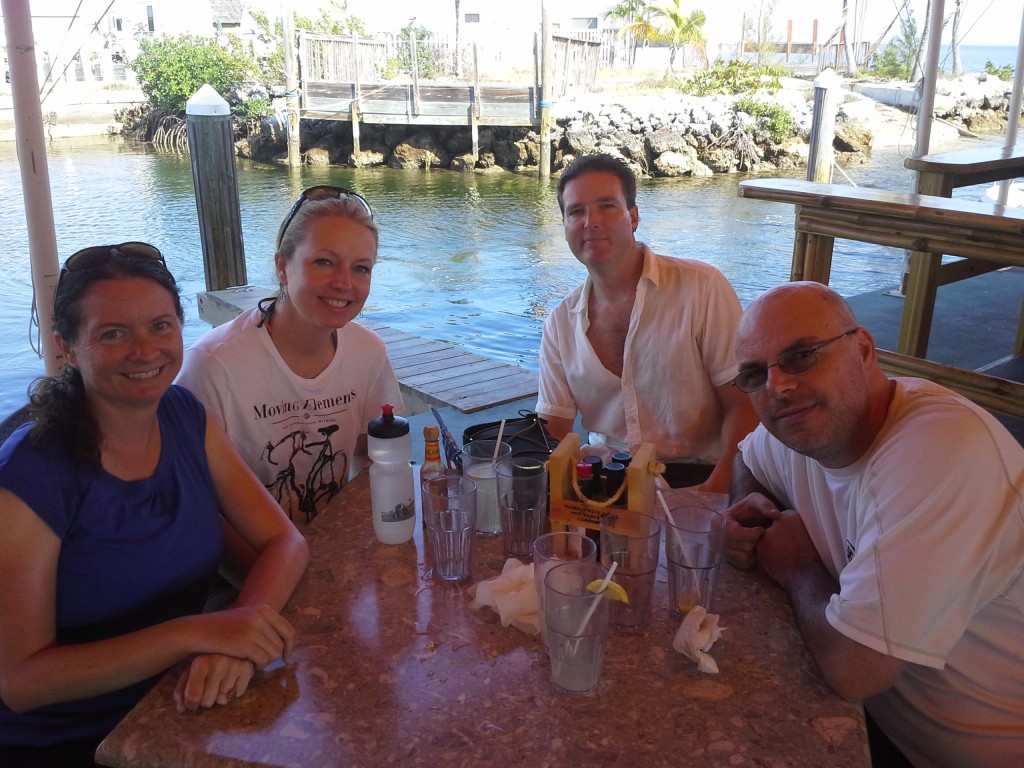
[726,281,1024,768]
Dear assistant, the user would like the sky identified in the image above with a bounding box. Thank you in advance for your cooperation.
[336,0,1023,47]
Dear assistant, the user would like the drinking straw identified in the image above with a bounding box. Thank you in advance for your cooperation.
[657,489,685,554]
[571,560,618,646]
[491,419,507,463]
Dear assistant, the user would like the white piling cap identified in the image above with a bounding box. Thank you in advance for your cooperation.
[814,68,843,90]
[186,84,230,116]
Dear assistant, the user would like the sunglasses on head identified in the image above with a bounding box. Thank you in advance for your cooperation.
[276,186,373,248]
[56,241,169,299]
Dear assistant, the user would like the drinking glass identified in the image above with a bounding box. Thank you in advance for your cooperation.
[666,505,727,617]
[533,531,597,648]
[544,560,610,694]
[495,456,548,560]
[599,510,661,630]
[461,440,512,536]
[421,476,477,582]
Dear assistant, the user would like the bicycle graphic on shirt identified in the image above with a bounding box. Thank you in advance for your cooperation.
[262,424,348,523]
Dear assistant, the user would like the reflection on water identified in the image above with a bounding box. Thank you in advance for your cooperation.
[0,132,1011,415]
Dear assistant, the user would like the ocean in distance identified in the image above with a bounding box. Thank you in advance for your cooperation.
[0,88,1020,416]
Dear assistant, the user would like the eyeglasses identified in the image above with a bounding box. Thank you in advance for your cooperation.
[56,241,169,298]
[276,185,373,248]
[732,328,859,393]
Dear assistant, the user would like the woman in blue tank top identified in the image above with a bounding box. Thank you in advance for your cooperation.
[0,244,309,766]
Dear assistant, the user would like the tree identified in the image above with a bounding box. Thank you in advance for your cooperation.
[745,0,778,68]
[603,0,650,67]
[841,0,858,76]
[623,0,708,73]
[950,0,963,77]
[913,0,932,82]
[250,5,366,85]
[871,10,920,81]
[129,34,255,111]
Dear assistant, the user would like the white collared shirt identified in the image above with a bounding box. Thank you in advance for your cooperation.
[537,244,742,461]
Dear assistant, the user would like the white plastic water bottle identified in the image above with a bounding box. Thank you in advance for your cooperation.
[367,404,415,544]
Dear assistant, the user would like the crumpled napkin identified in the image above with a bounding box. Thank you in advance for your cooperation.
[468,558,540,635]
[672,606,725,674]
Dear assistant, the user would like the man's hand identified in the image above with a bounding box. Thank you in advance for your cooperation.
[756,509,822,593]
[723,492,781,569]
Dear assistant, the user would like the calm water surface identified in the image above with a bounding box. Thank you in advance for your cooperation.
[0,130,1014,415]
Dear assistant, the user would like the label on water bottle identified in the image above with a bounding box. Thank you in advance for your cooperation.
[381,499,415,523]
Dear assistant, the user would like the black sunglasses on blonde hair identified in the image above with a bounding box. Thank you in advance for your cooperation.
[276,186,373,248]
[56,241,170,300]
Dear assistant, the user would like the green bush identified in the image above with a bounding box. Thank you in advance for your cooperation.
[129,34,255,111]
[734,96,795,143]
[984,61,1015,81]
[236,97,271,121]
[679,59,783,96]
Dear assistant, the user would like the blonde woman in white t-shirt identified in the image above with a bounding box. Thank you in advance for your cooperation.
[178,188,403,525]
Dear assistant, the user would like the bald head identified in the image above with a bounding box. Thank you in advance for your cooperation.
[736,282,893,467]
[739,282,857,342]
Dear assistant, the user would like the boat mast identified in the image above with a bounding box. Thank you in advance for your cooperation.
[2,0,61,376]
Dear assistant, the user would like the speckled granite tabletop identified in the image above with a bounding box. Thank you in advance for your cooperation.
[97,472,868,768]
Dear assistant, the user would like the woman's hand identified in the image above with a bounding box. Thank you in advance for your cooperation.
[192,604,295,668]
[173,654,255,713]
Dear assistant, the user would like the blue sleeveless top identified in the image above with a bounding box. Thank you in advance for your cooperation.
[0,385,223,747]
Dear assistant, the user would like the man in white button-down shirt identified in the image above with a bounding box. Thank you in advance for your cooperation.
[536,153,757,493]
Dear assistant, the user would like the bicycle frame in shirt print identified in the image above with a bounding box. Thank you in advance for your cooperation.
[262,424,348,523]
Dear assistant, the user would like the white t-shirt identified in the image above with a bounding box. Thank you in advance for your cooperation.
[536,245,742,462]
[740,377,1024,768]
[177,307,403,525]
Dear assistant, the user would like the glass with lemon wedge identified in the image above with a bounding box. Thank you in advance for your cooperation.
[543,561,627,693]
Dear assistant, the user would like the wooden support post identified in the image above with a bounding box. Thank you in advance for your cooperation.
[186,85,246,292]
[539,4,554,179]
[352,34,361,158]
[284,8,300,167]
[807,68,841,184]
[410,31,420,116]
[786,20,793,60]
[351,102,361,156]
[472,43,480,163]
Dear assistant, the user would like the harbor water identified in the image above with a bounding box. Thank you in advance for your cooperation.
[0,126,1015,417]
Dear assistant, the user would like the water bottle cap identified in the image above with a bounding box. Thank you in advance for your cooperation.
[576,461,594,478]
[368,403,410,438]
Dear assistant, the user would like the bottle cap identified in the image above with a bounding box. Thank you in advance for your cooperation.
[610,451,632,466]
[368,403,410,438]
[582,455,603,473]
[576,461,594,478]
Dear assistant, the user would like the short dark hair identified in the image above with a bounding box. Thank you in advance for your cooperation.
[556,153,637,215]
[29,253,184,469]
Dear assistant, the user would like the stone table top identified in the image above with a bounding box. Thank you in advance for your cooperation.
[97,473,868,768]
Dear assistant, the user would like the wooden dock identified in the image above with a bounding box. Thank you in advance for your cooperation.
[196,286,538,415]
[361,320,538,414]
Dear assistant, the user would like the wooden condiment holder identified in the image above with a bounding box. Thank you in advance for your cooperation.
[548,433,657,532]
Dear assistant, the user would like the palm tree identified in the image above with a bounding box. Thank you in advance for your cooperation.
[623,0,708,73]
[603,0,648,67]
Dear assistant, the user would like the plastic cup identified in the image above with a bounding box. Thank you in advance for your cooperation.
[495,456,548,560]
[533,531,597,648]
[666,505,727,617]
[599,510,661,631]
[461,440,512,536]
[544,560,610,694]
[421,476,477,582]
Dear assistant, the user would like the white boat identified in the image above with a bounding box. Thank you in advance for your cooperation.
[985,179,1024,208]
